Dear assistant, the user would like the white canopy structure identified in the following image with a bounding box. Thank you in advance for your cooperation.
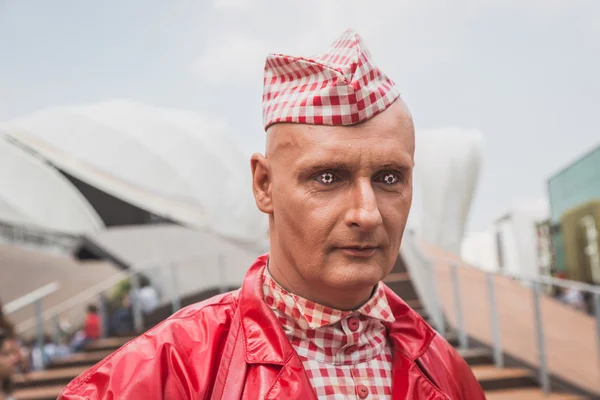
[415,127,483,254]
[0,134,104,233]
[0,101,267,242]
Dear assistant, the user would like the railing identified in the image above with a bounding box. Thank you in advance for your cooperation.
[406,236,600,396]
[11,252,240,369]
[401,234,446,335]
[4,281,60,370]
[0,220,81,253]
[15,271,130,338]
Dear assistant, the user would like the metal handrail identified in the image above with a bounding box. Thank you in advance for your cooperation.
[4,282,60,315]
[15,271,130,335]
[14,253,217,336]
[0,220,81,252]
[429,253,600,295]
[3,281,60,314]
[415,242,600,395]
[0,220,80,240]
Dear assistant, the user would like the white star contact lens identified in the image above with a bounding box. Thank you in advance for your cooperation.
[383,173,397,184]
[321,173,334,184]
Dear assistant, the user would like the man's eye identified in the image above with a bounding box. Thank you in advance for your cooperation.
[377,172,400,185]
[317,172,336,184]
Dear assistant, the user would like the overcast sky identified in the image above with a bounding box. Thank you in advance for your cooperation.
[1,0,598,232]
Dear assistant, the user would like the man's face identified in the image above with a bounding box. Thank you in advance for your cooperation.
[252,100,415,306]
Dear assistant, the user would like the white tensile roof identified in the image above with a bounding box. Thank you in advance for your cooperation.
[0,133,105,233]
[0,100,267,242]
[414,127,484,254]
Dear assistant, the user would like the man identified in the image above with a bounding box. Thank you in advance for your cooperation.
[60,29,485,399]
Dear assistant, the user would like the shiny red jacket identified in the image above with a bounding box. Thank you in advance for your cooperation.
[59,255,485,399]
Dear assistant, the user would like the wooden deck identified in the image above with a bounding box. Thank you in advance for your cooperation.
[424,244,600,396]
[485,388,586,400]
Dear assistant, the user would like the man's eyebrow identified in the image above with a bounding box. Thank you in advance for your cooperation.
[299,161,412,175]
[380,162,412,171]
[303,162,353,172]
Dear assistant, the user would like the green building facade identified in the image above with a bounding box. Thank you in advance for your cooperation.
[547,144,600,279]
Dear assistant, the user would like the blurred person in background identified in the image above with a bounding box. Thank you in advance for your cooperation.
[108,274,158,336]
[553,272,588,313]
[0,329,18,400]
[0,299,28,376]
[71,304,101,352]
[109,294,134,336]
[133,275,159,316]
[561,287,586,312]
[29,334,71,371]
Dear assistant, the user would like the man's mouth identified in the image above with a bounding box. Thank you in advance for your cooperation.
[335,245,379,257]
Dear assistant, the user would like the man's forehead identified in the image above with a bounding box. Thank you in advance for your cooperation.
[266,101,414,156]
[267,128,414,172]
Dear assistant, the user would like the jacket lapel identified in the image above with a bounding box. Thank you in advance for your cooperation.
[384,285,449,399]
[390,348,450,399]
[238,256,317,400]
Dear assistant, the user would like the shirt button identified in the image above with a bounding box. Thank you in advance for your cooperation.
[356,384,369,399]
[347,317,360,332]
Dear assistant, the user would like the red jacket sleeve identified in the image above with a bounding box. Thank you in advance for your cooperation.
[59,295,236,400]
[416,333,486,400]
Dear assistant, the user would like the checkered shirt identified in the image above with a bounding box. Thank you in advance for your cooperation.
[263,269,395,399]
[262,28,400,130]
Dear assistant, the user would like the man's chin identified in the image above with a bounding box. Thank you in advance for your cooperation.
[325,263,386,288]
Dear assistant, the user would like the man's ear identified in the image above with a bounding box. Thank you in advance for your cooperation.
[250,153,273,214]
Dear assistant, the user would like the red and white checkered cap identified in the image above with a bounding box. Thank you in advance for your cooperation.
[262,29,400,130]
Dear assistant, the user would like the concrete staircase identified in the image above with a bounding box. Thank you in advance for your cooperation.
[13,337,132,400]
[11,258,592,399]
[383,257,590,399]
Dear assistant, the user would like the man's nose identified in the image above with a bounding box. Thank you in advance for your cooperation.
[344,180,383,232]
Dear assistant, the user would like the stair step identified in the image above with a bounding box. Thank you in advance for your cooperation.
[405,299,422,309]
[404,299,431,320]
[484,388,587,399]
[456,347,492,366]
[444,331,459,346]
[49,349,113,369]
[383,272,410,283]
[472,365,537,391]
[14,384,64,400]
[13,366,87,389]
[83,336,135,352]
[392,256,408,274]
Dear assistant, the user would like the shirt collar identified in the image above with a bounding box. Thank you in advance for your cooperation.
[238,255,436,365]
[263,266,395,330]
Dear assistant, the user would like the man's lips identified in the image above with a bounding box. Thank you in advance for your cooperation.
[334,245,380,257]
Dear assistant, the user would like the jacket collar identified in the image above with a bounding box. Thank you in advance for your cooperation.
[238,254,435,365]
[383,284,436,360]
[239,254,295,364]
